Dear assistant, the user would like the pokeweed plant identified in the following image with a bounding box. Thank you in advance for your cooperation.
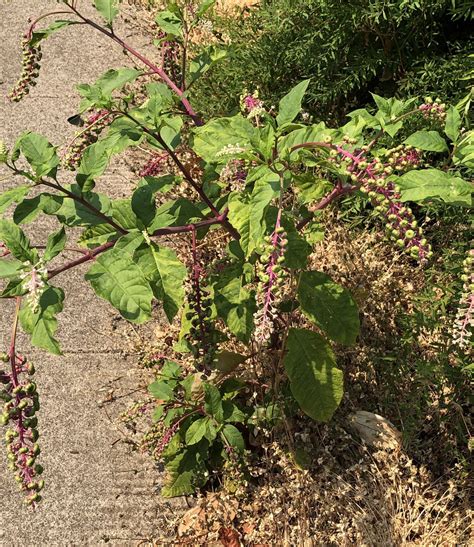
[0,0,472,501]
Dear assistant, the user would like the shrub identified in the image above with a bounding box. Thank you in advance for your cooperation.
[0,0,472,503]
[191,0,474,120]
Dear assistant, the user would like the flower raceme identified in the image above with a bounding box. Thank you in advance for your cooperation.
[8,35,42,102]
[254,220,289,344]
[0,353,43,505]
[452,249,474,350]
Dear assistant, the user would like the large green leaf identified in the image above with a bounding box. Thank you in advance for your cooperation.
[445,106,461,143]
[192,115,256,163]
[85,249,153,323]
[0,186,31,214]
[276,79,310,126]
[0,220,36,262]
[297,271,359,345]
[204,383,224,423]
[155,10,182,36]
[397,169,472,206]
[221,424,245,453]
[94,0,120,25]
[0,258,23,279]
[19,132,60,178]
[19,287,64,355]
[133,242,186,322]
[13,193,63,224]
[404,131,448,153]
[43,227,67,262]
[162,447,207,497]
[284,328,343,422]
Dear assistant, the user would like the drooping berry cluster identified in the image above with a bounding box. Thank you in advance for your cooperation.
[452,249,474,350]
[8,34,42,102]
[185,233,215,371]
[0,353,43,505]
[333,142,432,263]
[0,141,8,164]
[418,97,446,121]
[139,152,169,178]
[62,110,112,171]
[219,159,248,192]
[240,89,265,120]
[156,30,181,83]
[254,220,288,344]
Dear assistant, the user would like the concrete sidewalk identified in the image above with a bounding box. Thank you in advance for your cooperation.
[0,2,181,544]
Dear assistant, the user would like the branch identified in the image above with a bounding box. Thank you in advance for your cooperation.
[297,183,356,231]
[47,212,229,280]
[39,179,127,235]
[63,2,203,126]
[122,113,240,240]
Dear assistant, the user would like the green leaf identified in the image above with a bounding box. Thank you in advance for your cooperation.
[131,185,156,228]
[204,383,224,423]
[196,0,216,17]
[396,169,472,206]
[94,0,120,25]
[13,194,63,224]
[284,328,343,422]
[276,79,310,126]
[248,171,280,254]
[222,401,247,423]
[0,186,31,215]
[0,258,23,279]
[185,417,212,445]
[212,351,246,373]
[43,227,66,262]
[29,20,76,47]
[85,249,153,324]
[0,220,36,262]
[76,141,110,191]
[54,188,112,227]
[445,106,461,143]
[19,132,60,178]
[134,243,186,322]
[192,115,256,163]
[162,447,207,497]
[188,46,227,87]
[155,10,182,37]
[148,380,174,401]
[404,131,448,153]
[19,287,64,355]
[298,271,360,346]
[221,424,245,453]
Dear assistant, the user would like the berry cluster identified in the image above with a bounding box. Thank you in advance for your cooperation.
[333,143,432,263]
[418,97,446,121]
[185,238,215,371]
[139,152,169,178]
[0,353,43,505]
[156,30,181,83]
[8,35,42,102]
[219,159,248,192]
[452,249,474,350]
[254,222,288,344]
[62,110,112,171]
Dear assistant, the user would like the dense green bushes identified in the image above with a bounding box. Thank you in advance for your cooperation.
[193,0,473,121]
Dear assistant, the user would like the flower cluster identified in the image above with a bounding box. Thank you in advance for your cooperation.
[62,110,112,171]
[452,249,474,350]
[219,159,248,192]
[8,35,42,102]
[185,252,215,372]
[254,222,288,344]
[240,89,265,120]
[20,261,48,313]
[418,97,446,121]
[216,143,247,158]
[0,353,43,505]
[333,143,432,263]
[139,152,169,178]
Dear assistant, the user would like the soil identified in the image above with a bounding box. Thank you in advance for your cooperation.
[0,2,185,545]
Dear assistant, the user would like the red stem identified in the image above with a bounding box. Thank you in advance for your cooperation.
[64,2,203,126]
[47,212,228,280]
